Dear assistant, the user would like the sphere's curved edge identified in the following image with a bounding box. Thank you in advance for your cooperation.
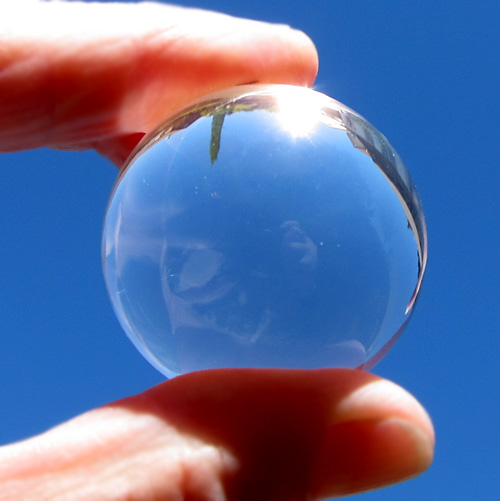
[360,314,412,371]
[332,108,428,313]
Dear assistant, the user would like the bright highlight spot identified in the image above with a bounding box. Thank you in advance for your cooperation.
[275,87,324,137]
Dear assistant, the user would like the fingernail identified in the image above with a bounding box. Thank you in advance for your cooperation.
[334,379,435,442]
[311,379,435,498]
[381,417,435,473]
[312,417,434,498]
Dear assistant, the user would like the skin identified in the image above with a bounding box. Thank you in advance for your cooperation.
[0,2,434,500]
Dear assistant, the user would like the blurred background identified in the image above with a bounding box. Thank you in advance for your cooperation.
[1,1,499,499]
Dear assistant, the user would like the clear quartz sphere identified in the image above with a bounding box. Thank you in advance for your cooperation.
[102,84,427,378]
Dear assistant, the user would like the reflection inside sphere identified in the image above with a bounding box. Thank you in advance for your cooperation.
[102,85,427,378]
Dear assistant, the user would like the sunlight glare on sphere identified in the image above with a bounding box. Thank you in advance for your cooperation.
[275,86,324,137]
[102,85,427,378]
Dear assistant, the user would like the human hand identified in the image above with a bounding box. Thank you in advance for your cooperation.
[0,2,434,500]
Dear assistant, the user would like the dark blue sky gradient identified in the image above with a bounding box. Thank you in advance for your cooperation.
[1,1,499,499]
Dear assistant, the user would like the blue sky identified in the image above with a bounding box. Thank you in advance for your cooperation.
[1,1,499,499]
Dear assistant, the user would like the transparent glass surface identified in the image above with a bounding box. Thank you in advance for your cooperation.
[102,85,427,378]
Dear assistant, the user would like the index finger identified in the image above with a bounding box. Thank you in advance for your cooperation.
[0,1,318,159]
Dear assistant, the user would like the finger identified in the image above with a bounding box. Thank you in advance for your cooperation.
[0,1,318,163]
[0,369,434,500]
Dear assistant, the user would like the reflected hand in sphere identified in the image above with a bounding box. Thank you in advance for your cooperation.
[102,85,427,378]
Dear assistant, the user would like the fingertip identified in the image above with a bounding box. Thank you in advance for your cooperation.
[311,378,435,498]
[270,24,319,87]
[334,379,435,445]
[292,28,319,87]
[312,416,434,499]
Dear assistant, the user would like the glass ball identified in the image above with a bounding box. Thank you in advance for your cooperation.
[102,84,427,378]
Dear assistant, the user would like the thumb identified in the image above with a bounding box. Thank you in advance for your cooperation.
[0,369,434,500]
